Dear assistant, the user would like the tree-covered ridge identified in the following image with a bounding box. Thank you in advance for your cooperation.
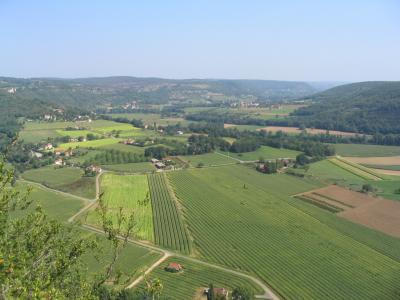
[291,81,400,134]
[0,76,317,108]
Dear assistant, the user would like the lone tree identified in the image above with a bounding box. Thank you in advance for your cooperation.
[361,183,374,193]
[232,285,254,300]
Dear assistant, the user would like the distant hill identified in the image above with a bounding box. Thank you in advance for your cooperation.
[290,81,400,134]
[0,76,318,109]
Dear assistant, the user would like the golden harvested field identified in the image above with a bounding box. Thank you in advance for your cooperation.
[343,156,400,165]
[297,185,400,237]
[257,126,359,136]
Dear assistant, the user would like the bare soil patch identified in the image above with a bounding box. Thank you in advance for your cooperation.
[338,199,400,237]
[297,185,400,237]
[257,126,359,136]
[343,156,400,165]
[223,123,236,128]
[308,185,375,208]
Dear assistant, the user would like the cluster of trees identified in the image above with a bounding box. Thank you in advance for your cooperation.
[158,122,335,160]
[100,115,144,128]
[144,135,229,159]
[85,149,147,165]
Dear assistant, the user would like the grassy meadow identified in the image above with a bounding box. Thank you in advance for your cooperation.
[86,173,154,241]
[220,145,300,161]
[22,166,96,198]
[15,182,85,222]
[102,162,155,173]
[334,143,400,157]
[179,152,237,167]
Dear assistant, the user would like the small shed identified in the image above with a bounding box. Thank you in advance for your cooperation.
[165,262,183,273]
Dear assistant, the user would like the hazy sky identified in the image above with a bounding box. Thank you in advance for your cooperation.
[1,0,399,81]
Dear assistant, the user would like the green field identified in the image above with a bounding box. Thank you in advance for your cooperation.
[19,128,61,143]
[22,166,96,198]
[307,159,366,188]
[168,165,400,300]
[58,137,122,150]
[220,145,300,161]
[20,120,134,145]
[15,182,161,288]
[69,149,104,163]
[363,164,400,171]
[56,129,100,138]
[370,180,400,202]
[16,182,85,222]
[91,123,139,134]
[148,173,192,253]
[136,257,263,299]
[108,113,190,126]
[329,157,383,180]
[98,143,145,154]
[83,230,162,287]
[102,162,155,173]
[334,143,400,156]
[179,152,237,167]
[224,124,265,131]
[86,173,154,241]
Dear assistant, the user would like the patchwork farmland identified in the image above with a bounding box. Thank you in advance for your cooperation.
[168,165,400,300]
[10,110,400,299]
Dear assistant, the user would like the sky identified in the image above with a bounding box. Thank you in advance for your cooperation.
[0,0,399,81]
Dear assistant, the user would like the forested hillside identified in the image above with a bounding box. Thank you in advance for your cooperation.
[0,76,317,108]
[289,81,400,134]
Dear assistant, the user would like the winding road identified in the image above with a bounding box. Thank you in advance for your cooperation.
[20,170,280,300]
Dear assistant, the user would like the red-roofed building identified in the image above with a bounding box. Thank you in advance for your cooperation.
[165,262,183,273]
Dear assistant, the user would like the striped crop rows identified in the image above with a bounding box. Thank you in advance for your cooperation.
[148,173,192,254]
[136,257,263,299]
[168,166,400,300]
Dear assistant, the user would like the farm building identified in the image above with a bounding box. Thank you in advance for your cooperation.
[121,138,135,145]
[44,143,53,150]
[165,262,183,273]
[155,162,166,169]
[86,165,102,173]
[30,151,43,158]
[203,287,228,299]
[54,158,65,166]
